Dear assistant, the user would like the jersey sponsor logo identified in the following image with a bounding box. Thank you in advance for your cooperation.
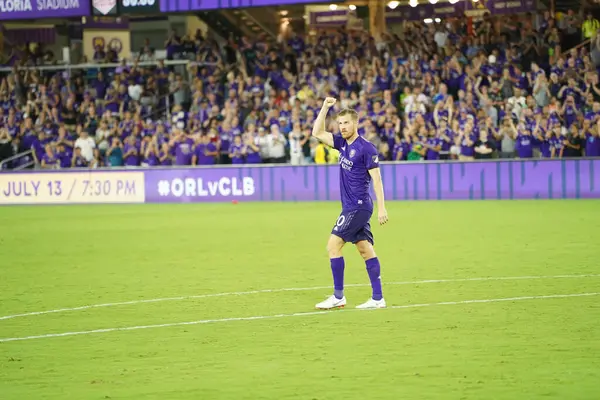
[338,155,354,171]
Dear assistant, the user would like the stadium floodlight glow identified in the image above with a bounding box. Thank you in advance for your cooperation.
[429,0,438,4]
[387,1,400,9]
[448,0,459,3]
[329,3,337,10]
[349,4,357,10]
[424,18,433,23]
[435,17,441,22]
[409,0,418,7]
[472,0,479,2]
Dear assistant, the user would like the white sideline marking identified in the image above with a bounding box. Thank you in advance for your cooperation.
[0,292,598,343]
[1,274,599,322]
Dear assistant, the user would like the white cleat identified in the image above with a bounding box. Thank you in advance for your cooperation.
[356,298,387,309]
[315,295,346,310]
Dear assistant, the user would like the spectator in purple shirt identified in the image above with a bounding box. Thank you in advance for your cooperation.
[40,144,58,169]
[458,121,476,161]
[585,121,600,157]
[229,135,245,165]
[123,136,140,167]
[158,142,172,166]
[50,142,69,168]
[243,133,262,164]
[143,139,160,166]
[173,130,195,166]
[193,134,218,165]
[71,147,88,168]
[424,130,442,161]
[515,125,534,159]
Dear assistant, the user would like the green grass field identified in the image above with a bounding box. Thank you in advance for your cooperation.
[1,201,599,400]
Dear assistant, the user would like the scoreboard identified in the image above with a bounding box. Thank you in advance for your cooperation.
[92,0,160,16]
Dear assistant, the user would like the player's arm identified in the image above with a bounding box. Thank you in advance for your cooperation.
[311,97,336,148]
[368,162,388,225]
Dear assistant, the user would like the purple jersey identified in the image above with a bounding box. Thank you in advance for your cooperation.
[123,144,140,166]
[42,154,58,168]
[175,138,195,165]
[585,133,600,157]
[220,130,233,154]
[460,134,476,157]
[515,134,534,158]
[540,137,553,158]
[230,144,245,164]
[195,143,217,165]
[56,151,71,168]
[145,152,160,166]
[549,136,563,156]
[73,155,87,167]
[333,135,379,212]
[392,142,404,160]
[426,137,442,160]
[159,151,172,166]
[245,144,261,164]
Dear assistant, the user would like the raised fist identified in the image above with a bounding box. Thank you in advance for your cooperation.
[323,97,337,108]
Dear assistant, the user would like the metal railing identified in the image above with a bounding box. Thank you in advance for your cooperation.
[0,149,35,171]
[0,60,211,89]
[0,59,190,73]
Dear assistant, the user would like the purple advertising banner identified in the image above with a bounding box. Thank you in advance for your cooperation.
[310,10,349,27]
[160,0,333,12]
[387,0,536,22]
[0,160,597,205]
[386,2,465,23]
[464,0,537,14]
[143,160,600,203]
[0,0,91,21]
[486,0,537,15]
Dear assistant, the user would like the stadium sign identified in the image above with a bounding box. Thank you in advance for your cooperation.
[0,0,90,20]
[381,0,536,22]
[159,0,335,12]
[486,0,537,15]
[386,2,464,22]
[309,10,349,27]
[463,0,537,16]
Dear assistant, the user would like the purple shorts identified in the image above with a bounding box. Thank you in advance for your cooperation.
[331,209,374,245]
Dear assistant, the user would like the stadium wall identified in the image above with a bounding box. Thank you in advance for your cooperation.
[0,159,599,205]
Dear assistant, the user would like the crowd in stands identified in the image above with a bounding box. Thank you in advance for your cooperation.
[2,9,600,170]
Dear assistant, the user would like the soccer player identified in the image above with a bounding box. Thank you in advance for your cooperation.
[312,97,389,310]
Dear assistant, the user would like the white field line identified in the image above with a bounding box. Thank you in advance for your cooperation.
[0,292,598,343]
[1,274,600,322]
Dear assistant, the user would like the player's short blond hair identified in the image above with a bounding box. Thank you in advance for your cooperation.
[337,109,359,121]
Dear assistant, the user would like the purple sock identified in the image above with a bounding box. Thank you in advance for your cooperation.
[330,257,345,299]
[365,258,383,301]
